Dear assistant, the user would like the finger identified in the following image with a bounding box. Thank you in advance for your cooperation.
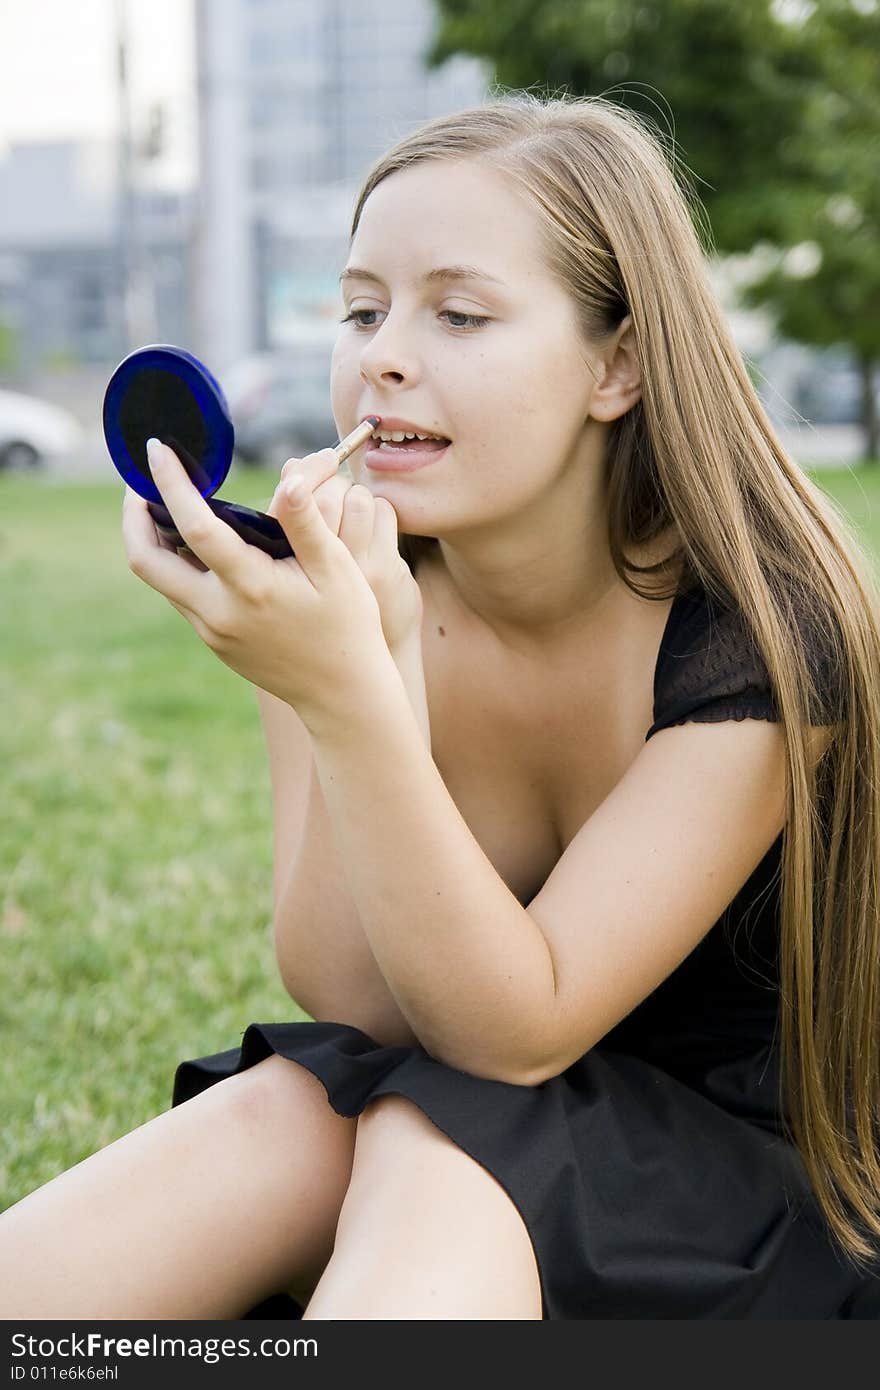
[338,484,375,566]
[149,509,180,554]
[369,496,401,561]
[176,546,210,572]
[121,481,163,555]
[281,446,341,488]
[312,474,355,536]
[122,482,211,610]
[123,508,211,633]
[272,472,344,586]
[121,484,171,548]
[145,438,248,580]
[264,447,339,522]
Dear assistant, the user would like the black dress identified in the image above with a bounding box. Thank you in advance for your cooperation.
[171,576,880,1319]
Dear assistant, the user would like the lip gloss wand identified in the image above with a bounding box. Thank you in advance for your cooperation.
[333,415,382,466]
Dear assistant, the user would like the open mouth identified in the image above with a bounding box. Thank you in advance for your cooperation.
[369,430,451,453]
[365,432,451,471]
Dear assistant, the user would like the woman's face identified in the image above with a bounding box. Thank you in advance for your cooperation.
[330,158,601,541]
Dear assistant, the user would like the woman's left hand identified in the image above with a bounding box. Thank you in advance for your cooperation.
[121,440,393,733]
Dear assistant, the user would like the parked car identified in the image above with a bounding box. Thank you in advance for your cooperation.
[0,388,83,470]
[219,346,338,465]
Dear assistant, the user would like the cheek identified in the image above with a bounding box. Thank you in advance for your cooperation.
[507,345,590,445]
[328,347,339,391]
[468,328,575,414]
[460,367,585,492]
[329,346,352,414]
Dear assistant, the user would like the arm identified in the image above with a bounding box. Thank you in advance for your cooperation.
[305,664,792,1088]
[388,631,431,749]
[126,438,517,1060]
[127,448,789,1090]
[255,633,430,1048]
[307,659,559,1084]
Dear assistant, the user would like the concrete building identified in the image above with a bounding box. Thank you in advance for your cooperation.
[0,139,193,380]
[192,0,491,370]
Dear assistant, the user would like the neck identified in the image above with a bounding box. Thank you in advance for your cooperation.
[412,424,684,655]
[433,527,622,653]
[421,508,683,660]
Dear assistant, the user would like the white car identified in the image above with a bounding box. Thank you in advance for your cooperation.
[0,388,83,470]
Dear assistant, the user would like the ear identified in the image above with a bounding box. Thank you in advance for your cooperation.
[588,315,642,423]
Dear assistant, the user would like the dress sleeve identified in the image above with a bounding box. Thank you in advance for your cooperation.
[646,582,843,743]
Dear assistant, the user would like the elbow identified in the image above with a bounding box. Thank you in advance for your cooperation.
[428,1022,562,1089]
[497,951,563,1086]
[492,1057,558,1088]
[504,1024,604,1088]
[495,1044,570,1088]
[488,923,562,1085]
[493,1010,578,1088]
[461,1059,554,1088]
[434,981,569,1084]
[519,1060,566,1087]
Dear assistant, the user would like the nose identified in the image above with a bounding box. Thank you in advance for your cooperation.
[357,310,418,389]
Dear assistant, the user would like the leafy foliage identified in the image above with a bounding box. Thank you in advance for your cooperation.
[427,0,828,251]
[428,0,880,453]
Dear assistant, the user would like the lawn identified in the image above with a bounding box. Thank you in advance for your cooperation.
[2,456,879,1210]
[0,463,298,1209]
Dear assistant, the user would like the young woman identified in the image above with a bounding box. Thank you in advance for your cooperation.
[2,92,879,1321]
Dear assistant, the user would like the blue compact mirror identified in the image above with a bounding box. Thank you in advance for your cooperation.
[103,343,294,558]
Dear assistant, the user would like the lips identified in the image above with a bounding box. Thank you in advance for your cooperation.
[368,418,450,441]
[364,437,451,473]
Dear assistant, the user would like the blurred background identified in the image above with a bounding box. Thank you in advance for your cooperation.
[0,0,878,475]
[0,0,494,470]
[2,0,879,1209]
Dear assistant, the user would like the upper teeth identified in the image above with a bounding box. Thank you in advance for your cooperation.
[373,429,445,442]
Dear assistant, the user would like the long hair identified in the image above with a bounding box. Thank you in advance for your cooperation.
[345,90,880,1270]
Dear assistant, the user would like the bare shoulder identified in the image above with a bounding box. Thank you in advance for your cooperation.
[410,545,839,1086]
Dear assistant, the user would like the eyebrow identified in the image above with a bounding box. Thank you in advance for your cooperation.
[338,263,508,289]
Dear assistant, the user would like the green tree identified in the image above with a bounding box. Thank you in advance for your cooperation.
[427,0,880,458]
[427,0,826,251]
[739,1,880,460]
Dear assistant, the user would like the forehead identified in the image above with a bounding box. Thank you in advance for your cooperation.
[350,160,551,284]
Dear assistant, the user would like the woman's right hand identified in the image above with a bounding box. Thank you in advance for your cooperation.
[267,449,424,656]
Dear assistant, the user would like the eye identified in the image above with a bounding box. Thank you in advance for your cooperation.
[442,309,491,330]
[338,308,491,331]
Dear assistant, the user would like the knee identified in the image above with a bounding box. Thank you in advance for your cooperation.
[208,1054,350,1155]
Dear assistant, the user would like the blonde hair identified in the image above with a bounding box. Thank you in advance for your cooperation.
[347,90,880,1270]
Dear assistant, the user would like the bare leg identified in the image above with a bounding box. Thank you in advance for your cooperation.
[0,1055,357,1320]
[303,1094,543,1320]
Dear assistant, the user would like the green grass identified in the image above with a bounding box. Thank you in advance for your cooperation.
[1,458,879,1210]
[0,464,300,1208]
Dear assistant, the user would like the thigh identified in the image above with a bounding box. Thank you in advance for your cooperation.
[225,1054,360,1303]
[177,1053,361,1312]
[304,1092,543,1319]
[0,1053,358,1320]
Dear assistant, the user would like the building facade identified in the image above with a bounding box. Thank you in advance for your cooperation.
[0,139,193,381]
[193,0,490,369]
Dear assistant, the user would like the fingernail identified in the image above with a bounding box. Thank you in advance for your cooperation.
[146,438,163,466]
